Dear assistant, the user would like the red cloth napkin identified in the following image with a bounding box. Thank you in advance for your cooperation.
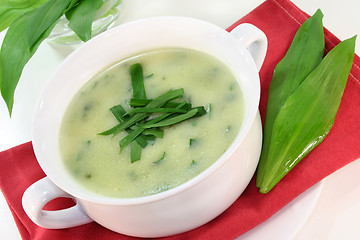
[1,0,360,239]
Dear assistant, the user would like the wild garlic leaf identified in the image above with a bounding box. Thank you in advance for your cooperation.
[142,109,200,129]
[153,152,166,165]
[110,104,127,122]
[0,0,75,115]
[26,0,74,48]
[130,140,142,163]
[99,89,184,136]
[65,0,103,42]
[258,36,356,193]
[0,0,48,32]
[0,12,33,114]
[129,98,191,109]
[256,9,325,187]
[119,127,145,152]
[130,63,146,99]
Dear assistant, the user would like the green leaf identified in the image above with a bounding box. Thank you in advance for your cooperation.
[130,98,191,109]
[207,103,212,119]
[143,129,163,138]
[65,0,103,42]
[110,104,126,122]
[0,0,48,32]
[143,109,199,128]
[134,135,148,148]
[145,73,154,78]
[0,13,32,114]
[98,113,148,136]
[98,89,184,136]
[146,88,184,108]
[109,104,149,147]
[0,0,75,115]
[153,152,166,165]
[190,160,197,167]
[130,63,146,99]
[189,138,198,147]
[26,0,74,48]
[119,127,145,152]
[98,63,208,163]
[259,36,356,193]
[130,140,142,163]
[137,101,187,127]
[256,9,325,187]
[125,107,187,116]
[191,106,207,117]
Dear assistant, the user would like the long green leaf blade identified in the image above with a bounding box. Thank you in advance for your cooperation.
[259,36,356,193]
[130,140,142,163]
[143,129,163,138]
[65,0,103,42]
[0,0,75,115]
[109,104,150,147]
[130,98,192,109]
[0,12,32,114]
[147,88,184,108]
[143,109,199,128]
[110,104,127,122]
[98,89,184,136]
[125,107,187,116]
[137,101,188,127]
[26,0,74,48]
[130,63,146,99]
[0,0,48,32]
[98,113,148,136]
[119,127,145,152]
[257,9,325,187]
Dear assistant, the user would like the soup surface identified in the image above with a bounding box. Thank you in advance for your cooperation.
[59,48,244,198]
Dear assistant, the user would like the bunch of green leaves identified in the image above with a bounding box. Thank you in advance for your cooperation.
[256,9,357,193]
[0,0,48,32]
[0,0,104,115]
[98,63,207,163]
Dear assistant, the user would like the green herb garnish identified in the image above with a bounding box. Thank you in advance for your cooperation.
[98,88,186,136]
[207,103,212,119]
[142,129,164,138]
[225,125,231,134]
[145,73,154,78]
[190,160,197,167]
[124,107,187,116]
[130,98,192,109]
[141,108,200,129]
[119,126,145,152]
[153,152,166,165]
[85,173,92,179]
[189,138,198,147]
[99,63,207,162]
[110,104,127,122]
[130,63,146,99]
[130,140,142,163]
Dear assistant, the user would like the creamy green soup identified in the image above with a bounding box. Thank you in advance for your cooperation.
[59,48,244,198]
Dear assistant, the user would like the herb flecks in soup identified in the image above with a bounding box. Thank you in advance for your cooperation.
[59,48,244,198]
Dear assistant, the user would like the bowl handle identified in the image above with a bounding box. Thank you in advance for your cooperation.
[230,23,268,71]
[22,177,93,229]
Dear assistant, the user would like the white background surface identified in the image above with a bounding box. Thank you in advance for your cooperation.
[1,0,360,239]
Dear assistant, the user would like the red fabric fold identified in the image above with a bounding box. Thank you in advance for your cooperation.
[1,0,360,239]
